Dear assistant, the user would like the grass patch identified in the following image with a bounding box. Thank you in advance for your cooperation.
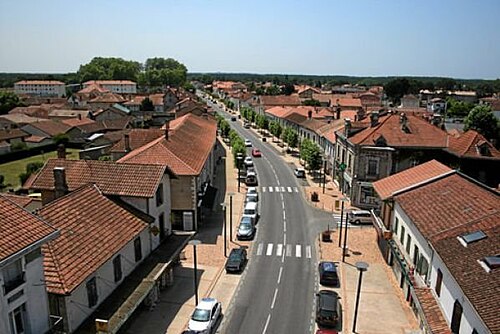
[0,149,79,192]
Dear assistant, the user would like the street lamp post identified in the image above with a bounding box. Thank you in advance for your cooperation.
[188,239,202,306]
[322,158,327,194]
[342,210,349,262]
[228,192,235,242]
[236,154,243,192]
[338,197,348,247]
[352,261,369,333]
[221,203,227,257]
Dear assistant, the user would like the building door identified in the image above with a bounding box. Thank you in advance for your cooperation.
[451,300,463,333]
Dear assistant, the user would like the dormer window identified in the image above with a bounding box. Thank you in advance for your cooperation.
[457,230,487,247]
[479,255,500,272]
[476,142,491,156]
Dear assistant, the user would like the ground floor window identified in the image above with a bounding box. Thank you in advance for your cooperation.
[359,185,376,205]
[9,304,26,334]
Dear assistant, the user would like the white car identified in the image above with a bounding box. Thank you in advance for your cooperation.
[244,156,253,167]
[244,139,252,147]
[188,297,222,333]
[247,187,259,201]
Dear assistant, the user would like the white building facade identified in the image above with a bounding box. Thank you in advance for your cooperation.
[14,80,66,97]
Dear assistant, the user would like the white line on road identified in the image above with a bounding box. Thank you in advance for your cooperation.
[275,186,280,192]
[266,243,273,256]
[261,187,266,193]
[276,244,283,256]
[287,186,292,192]
[306,245,312,259]
[283,220,286,232]
[286,244,292,257]
[296,245,302,258]
[271,288,278,309]
[262,314,271,334]
[280,186,285,192]
[257,243,263,256]
[269,186,273,192]
[283,210,286,220]
[283,234,286,245]
[294,187,299,192]
[278,267,283,284]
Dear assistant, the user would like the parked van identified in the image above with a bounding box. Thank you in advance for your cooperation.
[242,201,258,223]
[347,210,373,225]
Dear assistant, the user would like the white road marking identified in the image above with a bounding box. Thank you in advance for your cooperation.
[275,186,280,192]
[257,243,263,256]
[296,245,302,258]
[261,187,266,193]
[283,234,286,245]
[294,187,299,192]
[306,245,312,259]
[276,244,283,256]
[287,186,292,192]
[280,186,285,192]
[286,244,292,257]
[266,243,273,256]
[262,314,271,334]
[271,288,278,309]
[283,210,286,220]
[269,186,273,192]
[277,267,283,284]
[283,221,286,232]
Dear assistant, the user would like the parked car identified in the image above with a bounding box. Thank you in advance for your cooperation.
[237,216,255,240]
[247,187,258,200]
[316,329,338,334]
[244,139,252,147]
[245,171,258,186]
[243,201,258,223]
[316,290,340,327]
[244,156,253,167]
[244,122,250,129]
[225,248,247,273]
[347,210,373,225]
[252,148,262,157]
[188,297,222,333]
[294,167,306,178]
[318,261,339,286]
[245,193,258,204]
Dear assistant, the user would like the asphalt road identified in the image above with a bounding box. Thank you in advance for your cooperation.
[202,96,332,334]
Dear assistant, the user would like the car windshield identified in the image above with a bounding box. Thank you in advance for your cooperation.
[320,310,335,318]
[191,309,210,322]
[246,196,257,202]
[240,222,252,230]
[229,251,242,260]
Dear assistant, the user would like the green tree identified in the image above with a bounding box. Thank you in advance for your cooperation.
[255,114,269,130]
[19,161,44,185]
[283,127,298,149]
[269,121,283,140]
[384,78,410,103]
[144,57,187,87]
[446,98,474,118]
[281,83,295,95]
[141,97,154,111]
[0,174,5,189]
[53,133,70,146]
[77,57,141,82]
[464,105,500,142]
[0,91,22,115]
[265,85,281,96]
[300,139,322,171]
[303,99,321,106]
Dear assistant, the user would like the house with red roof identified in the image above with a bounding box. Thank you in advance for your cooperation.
[373,164,499,334]
[0,194,59,334]
[255,95,302,115]
[37,184,150,333]
[118,113,218,231]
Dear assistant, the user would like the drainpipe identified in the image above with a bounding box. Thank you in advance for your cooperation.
[146,199,152,254]
[427,243,435,287]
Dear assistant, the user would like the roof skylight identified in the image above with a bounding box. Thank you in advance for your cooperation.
[457,230,487,247]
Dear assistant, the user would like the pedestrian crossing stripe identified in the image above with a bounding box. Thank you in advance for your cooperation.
[258,186,299,193]
[256,243,311,259]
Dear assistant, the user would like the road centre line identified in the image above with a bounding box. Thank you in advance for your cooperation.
[262,314,271,334]
[271,288,278,309]
[277,267,283,284]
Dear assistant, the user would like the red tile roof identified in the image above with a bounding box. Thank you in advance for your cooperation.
[373,160,453,200]
[395,173,500,332]
[259,95,301,106]
[118,114,217,176]
[413,288,452,334]
[110,129,164,153]
[61,117,96,127]
[84,80,136,85]
[89,92,126,103]
[349,113,448,148]
[446,130,500,159]
[38,184,148,294]
[77,83,109,94]
[24,120,71,136]
[0,128,30,141]
[31,159,166,197]
[1,193,38,208]
[0,194,58,262]
[15,80,64,85]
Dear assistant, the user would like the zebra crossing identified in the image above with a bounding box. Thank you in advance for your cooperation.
[256,242,312,259]
[260,186,299,193]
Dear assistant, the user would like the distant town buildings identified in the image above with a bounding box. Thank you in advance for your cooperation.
[14,80,66,97]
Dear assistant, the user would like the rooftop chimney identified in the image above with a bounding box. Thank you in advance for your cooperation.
[336,107,341,120]
[344,118,352,137]
[53,167,68,199]
[124,133,131,152]
[164,121,170,140]
[57,144,66,159]
[370,111,379,128]
[77,114,82,120]
[308,110,312,119]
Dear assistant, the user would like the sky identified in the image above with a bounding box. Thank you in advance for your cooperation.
[1,0,499,79]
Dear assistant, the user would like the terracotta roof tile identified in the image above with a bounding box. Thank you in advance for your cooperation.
[1,193,37,208]
[89,92,126,103]
[110,129,164,153]
[0,195,58,262]
[77,83,109,94]
[38,184,148,294]
[260,95,301,106]
[118,114,216,176]
[15,80,64,85]
[413,288,452,334]
[31,159,166,197]
[349,113,448,148]
[61,117,95,127]
[23,120,71,136]
[373,160,453,200]
[446,130,500,159]
[0,128,30,141]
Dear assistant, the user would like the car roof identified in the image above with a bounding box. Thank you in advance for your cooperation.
[318,290,339,310]
[246,171,256,176]
[240,216,253,222]
[350,210,371,215]
[230,248,245,255]
[197,297,218,309]
[296,167,305,171]
[247,187,257,192]
[244,202,257,209]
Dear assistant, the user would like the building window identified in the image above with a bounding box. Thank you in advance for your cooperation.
[86,277,98,307]
[156,183,164,206]
[413,245,419,266]
[134,237,142,262]
[400,226,405,244]
[113,255,122,282]
[435,269,443,297]
[393,217,399,235]
[450,300,463,333]
[9,304,26,334]
[367,159,378,176]
[360,186,375,204]
[3,259,24,294]
[406,234,412,254]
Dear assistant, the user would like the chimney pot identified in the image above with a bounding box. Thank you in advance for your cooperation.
[57,144,66,159]
[344,118,352,137]
[53,167,68,199]
[164,121,170,140]
[124,133,131,152]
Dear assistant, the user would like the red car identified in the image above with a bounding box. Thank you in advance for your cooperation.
[252,148,262,157]
[316,329,338,334]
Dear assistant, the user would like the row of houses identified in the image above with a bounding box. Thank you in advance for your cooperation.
[14,80,137,98]
[0,112,219,333]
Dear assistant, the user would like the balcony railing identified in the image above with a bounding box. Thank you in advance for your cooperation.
[3,272,25,295]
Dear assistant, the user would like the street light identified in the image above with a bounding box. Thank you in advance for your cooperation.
[352,261,369,333]
[228,192,235,242]
[342,209,349,262]
[188,239,202,306]
[338,197,348,247]
[221,203,227,257]
[236,153,243,192]
[322,158,327,194]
